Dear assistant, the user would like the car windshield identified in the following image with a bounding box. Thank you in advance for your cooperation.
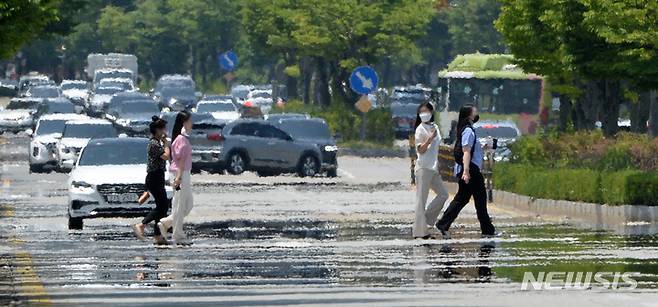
[45,103,75,114]
[61,83,87,91]
[251,92,271,99]
[197,102,235,112]
[95,87,122,95]
[30,87,59,98]
[390,103,419,116]
[161,87,194,97]
[119,103,159,114]
[278,121,331,140]
[7,100,38,110]
[97,71,132,81]
[475,125,519,138]
[36,120,66,135]
[100,81,131,90]
[159,79,193,89]
[63,124,116,139]
[78,142,146,166]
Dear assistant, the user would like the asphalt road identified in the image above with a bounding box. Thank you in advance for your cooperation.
[2,133,658,306]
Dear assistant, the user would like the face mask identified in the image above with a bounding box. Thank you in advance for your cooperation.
[419,112,432,123]
[473,114,480,123]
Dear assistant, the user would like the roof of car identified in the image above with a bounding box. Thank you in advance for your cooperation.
[274,117,327,126]
[198,99,233,105]
[65,119,112,125]
[159,74,193,80]
[473,120,518,127]
[86,137,148,146]
[61,80,87,84]
[100,77,133,83]
[95,68,133,73]
[39,113,89,121]
[30,84,59,89]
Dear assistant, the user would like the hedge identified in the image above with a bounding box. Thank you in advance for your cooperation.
[494,164,658,206]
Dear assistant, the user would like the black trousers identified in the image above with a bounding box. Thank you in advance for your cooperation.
[437,164,495,235]
[141,169,169,235]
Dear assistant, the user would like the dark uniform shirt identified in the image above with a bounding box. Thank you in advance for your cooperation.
[147,137,166,173]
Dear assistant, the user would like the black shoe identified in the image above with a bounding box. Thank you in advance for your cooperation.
[435,224,451,239]
[414,234,435,240]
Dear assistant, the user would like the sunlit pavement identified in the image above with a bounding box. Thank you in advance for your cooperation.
[2,134,658,306]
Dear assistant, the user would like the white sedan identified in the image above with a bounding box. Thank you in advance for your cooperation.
[29,113,89,173]
[67,137,173,229]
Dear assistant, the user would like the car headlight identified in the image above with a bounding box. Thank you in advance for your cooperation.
[71,180,93,189]
[169,98,178,105]
[323,145,338,152]
[116,118,130,126]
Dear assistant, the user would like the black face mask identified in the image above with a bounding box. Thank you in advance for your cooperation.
[473,114,480,123]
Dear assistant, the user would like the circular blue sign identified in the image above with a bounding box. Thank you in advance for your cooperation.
[218,51,238,71]
[349,66,378,95]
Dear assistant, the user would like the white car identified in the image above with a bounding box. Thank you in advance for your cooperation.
[0,98,40,134]
[245,89,273,114]
[67,137,173,229]
[57,119,117,172]
[98,77,135,92]
[29,114,89,173]
[196,98,240,123]
[61,80,90,108]
[87,86,124,116]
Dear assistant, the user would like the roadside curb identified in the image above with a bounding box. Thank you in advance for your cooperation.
[489,189,658,232]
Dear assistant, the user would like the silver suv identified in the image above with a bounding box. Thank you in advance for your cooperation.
[221,119,325,177]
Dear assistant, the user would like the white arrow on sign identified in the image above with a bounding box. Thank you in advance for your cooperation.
[355,71,373,90]
[223,54,234,67]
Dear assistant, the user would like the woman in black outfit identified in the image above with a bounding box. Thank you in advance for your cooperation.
[133,116,170,245]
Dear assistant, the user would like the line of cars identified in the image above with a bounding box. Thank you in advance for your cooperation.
[2,69,338,230]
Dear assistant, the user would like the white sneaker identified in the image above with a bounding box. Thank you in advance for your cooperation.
[157,222,168,238]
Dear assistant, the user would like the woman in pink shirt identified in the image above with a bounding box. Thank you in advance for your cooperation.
[158,111,194,245]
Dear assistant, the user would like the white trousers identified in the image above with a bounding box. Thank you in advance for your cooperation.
[160,170,193,241]
[413,168,449,237]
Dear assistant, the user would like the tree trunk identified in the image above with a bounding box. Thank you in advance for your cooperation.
[630,91,650,133]
[649,90,658,138]
[600,79,620,137]
[558,95,572,132]
[314,57,330,107]
[301,57,312,105]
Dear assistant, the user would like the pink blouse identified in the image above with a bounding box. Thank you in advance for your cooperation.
[170,134,192,172]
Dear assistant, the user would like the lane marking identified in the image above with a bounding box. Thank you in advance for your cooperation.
[2,200,53,305]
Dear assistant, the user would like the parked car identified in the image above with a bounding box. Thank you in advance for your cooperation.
[195,96,240,123]
[473,120,521,162]
[98,77,135,92]
[390,102,419,139]
[60,80,90,107]
[0,98,41,134]
[39,97,78,115]
[245,89,273,114]
[161,112,225,173]
[106,100,160,136]
[273,117,338,177]
[67,137,173,229]
[87,86,124,116]
[220,119,326,177]
[0,79,18,96]
[25,85,61,100]
[153,74,198,111]
[92,68,135,90]
[29,114,89,173]
[57,119,117,172]
[18,74,51,96]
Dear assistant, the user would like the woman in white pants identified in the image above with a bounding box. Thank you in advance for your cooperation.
[413,102,449,239]
[158,111,194,245]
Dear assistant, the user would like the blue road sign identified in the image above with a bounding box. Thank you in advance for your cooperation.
[349,66,378,95]
[219,51,238,71]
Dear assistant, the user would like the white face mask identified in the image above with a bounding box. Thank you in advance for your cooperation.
[419,112,432,123]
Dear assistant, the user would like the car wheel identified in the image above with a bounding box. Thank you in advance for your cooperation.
[297,155,319,177]
[29,164,42,174]
[227,152,246,175]
[327,168,338,178]
[68,216,83,230]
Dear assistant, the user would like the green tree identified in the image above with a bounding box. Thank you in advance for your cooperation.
[0,0,61,59]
